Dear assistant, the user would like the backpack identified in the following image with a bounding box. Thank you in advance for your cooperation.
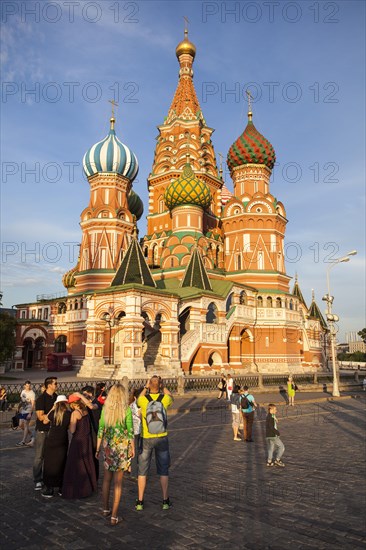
[240,394,253,410]
[145,394,167,435]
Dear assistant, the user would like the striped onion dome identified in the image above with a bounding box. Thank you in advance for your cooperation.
[165,161,212,210]
[83,118,139,182]
[227,114,276,173]
[127,189,144,220]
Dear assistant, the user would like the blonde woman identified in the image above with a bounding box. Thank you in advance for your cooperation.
[42,395,71,498]
[96,383,134,526]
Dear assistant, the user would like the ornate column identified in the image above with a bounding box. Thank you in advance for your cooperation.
[160,320,181,374]
[113,314,146,378]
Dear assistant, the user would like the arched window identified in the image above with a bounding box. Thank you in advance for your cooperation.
[276,297,282,308]
[216,246,220,266]
[144,246,148,258]
[266,296,273,308]
[236,254,241,270]
[55,335,67,353]
[239,290,247,305]
[226,292,234,312]
[258,251,264,270]
[57,302,66,314]
[257,296,263,308]
[158,196,165,213]
[206,302,218,324]
[152,244,159,266]
[289,299,294,310]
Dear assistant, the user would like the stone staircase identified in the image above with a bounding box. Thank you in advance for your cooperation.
[143,332,182,376]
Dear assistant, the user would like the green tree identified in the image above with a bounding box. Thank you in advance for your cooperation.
[0,312,17,362]
[357,328,366,344]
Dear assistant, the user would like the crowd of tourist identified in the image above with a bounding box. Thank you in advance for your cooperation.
[12,375,173,525]
[8,371,297,522]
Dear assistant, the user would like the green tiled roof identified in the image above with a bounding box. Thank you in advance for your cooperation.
[181,248,212,291]
[111,239,156,288]
[308,300,327,329]
[292,279,307,307]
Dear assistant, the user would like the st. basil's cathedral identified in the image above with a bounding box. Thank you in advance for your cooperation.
[14,31,327,378]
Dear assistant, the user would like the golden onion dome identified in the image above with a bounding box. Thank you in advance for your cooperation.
[62,266,78,289]
[164,161,211,210]
[176,29,196,59]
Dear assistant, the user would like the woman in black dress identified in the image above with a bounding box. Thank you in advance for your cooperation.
[62,394,97,499]
[42,395,71,498]
[217,375,227,399]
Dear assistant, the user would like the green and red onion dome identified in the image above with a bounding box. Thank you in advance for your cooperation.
[227,115,276,172]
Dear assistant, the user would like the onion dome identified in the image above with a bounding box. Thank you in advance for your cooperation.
[62,266,77,289]
[164,161,212,210]
[227,113,276,173]
[176,28,196,59]
[83,118,139,182]
[127,189,144,220]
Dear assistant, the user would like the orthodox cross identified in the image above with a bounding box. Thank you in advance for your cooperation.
[246,89,253,120]
[218,152,224,172]
[108,99,118,118]
[246,89,253,112]
[183,16,189,32]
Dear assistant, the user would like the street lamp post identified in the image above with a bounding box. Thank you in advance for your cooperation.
[322,250,357,397]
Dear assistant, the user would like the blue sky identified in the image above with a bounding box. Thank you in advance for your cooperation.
[1,0,365,340]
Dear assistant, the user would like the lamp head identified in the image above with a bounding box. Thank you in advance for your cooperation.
[347,250,357,256]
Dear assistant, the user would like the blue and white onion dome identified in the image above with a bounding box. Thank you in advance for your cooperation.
[83,117,139,182]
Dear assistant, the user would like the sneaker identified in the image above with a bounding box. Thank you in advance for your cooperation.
[162,498,172,510]
[34,482,43,491]
[267,461,274,467]
[135,499,144,511]
[274,459,285,467]
[25,439,34,447]
[42,488,54,498]
[16,441,26,447]
[233,437,241,441]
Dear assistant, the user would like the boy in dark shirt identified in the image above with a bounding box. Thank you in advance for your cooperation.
[265,404,285,467]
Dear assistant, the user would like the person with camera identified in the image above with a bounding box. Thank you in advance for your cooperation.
[135,375,173,511]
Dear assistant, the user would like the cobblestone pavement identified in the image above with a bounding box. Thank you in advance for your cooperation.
[0,396,365,549]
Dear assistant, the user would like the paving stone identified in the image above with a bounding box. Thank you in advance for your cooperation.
[0,397,365,548]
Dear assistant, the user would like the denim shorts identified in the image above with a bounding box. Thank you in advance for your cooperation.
[138,436,170,476]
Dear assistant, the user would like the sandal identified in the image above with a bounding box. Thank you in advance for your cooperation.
[110,516,121,526]
[102,510,111,517]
